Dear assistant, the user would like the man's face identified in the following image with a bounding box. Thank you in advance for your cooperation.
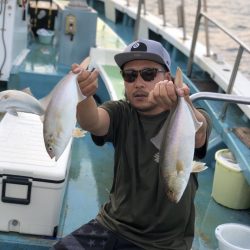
[122,60,170,115]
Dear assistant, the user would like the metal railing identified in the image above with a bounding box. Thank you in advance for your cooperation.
[187,0,250,77]
[191,92,250,106]
[124,0,250,85]
[134,0,187,40]
[187,0,250,119]
[158,0,166,27]
[134,0,146,40]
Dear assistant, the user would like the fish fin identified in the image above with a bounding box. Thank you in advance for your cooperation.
[186,102,203,131]
[76,79,87,103]
[191,161,208,173]
[7,108,18,116]
[195,120,203,132]
[72,127,88,138]
[39,92,52,111]
[21,87,33,96]
[150,112,172,149]
[175,67,183,88]
[175,67,202,131]
[151,124,166,150]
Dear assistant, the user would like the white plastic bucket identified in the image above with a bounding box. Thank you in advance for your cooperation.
[215,223,250,250]
[212,149,250,209]
[37,29,54,45]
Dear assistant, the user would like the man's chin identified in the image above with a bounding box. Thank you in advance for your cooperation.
[132,102,157,113]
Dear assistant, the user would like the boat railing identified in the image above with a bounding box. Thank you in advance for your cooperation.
[191,92,250,106]
[134,0,147,40]
[158,0,167,28]
[187,0,250,119]
[134,0,188,40]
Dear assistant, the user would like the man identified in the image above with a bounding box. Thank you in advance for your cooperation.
[52,39,211,250]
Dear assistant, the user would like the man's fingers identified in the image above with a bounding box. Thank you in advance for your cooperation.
[71,63,82,73]
[77,69,99,97]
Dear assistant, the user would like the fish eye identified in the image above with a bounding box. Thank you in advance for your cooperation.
[167,189,175,197]
[47,144,53,151]
[168,189,174,194]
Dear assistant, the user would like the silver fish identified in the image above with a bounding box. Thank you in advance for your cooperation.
[0,89,44,116]
[43,71,86,160]
[40,57,91,112]
[151,67,203,203]
[43,57,90,160]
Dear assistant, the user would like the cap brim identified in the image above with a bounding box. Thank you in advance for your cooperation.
[114,51,168,70]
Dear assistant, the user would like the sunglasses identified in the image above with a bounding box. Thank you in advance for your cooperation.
[121,68,166,83]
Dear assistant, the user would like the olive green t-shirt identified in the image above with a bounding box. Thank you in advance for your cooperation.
[93,100,210,250]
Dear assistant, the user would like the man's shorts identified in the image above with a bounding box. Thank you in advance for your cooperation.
[51,219,143,250]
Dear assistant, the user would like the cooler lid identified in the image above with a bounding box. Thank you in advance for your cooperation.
[0,112,71,182]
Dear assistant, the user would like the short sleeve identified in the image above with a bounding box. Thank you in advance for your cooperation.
[194,109,212,159]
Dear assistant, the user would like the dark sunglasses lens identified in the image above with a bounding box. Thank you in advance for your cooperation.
[141,68,157,81]
[122,70,138,82]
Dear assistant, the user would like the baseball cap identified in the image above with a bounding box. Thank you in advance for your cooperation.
[114,39,171,71]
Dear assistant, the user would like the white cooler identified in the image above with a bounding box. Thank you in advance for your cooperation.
[0,112,72,236]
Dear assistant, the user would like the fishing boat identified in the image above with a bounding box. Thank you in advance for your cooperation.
[0,0,250,249]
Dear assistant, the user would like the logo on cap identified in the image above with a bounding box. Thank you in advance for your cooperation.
[131,42,147,52]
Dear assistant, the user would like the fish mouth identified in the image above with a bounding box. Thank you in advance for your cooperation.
[166,189,179,203]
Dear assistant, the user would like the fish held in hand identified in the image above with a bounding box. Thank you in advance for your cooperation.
[0,89,44,116]
[151,67,203,203]
[43,71,86,160]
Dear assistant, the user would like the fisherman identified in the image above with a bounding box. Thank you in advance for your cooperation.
[52,39,211,250]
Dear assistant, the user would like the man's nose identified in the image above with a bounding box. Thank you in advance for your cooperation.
[133,74,146,88]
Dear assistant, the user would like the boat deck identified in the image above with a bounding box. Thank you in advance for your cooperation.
[1,3,250,249]
[3,55,250,249]
[1,132,249,250]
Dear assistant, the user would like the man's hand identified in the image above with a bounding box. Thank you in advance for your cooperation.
[148,80,190,110]
[72,64,99,98]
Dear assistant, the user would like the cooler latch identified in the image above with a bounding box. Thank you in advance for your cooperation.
[1,176,32,205]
